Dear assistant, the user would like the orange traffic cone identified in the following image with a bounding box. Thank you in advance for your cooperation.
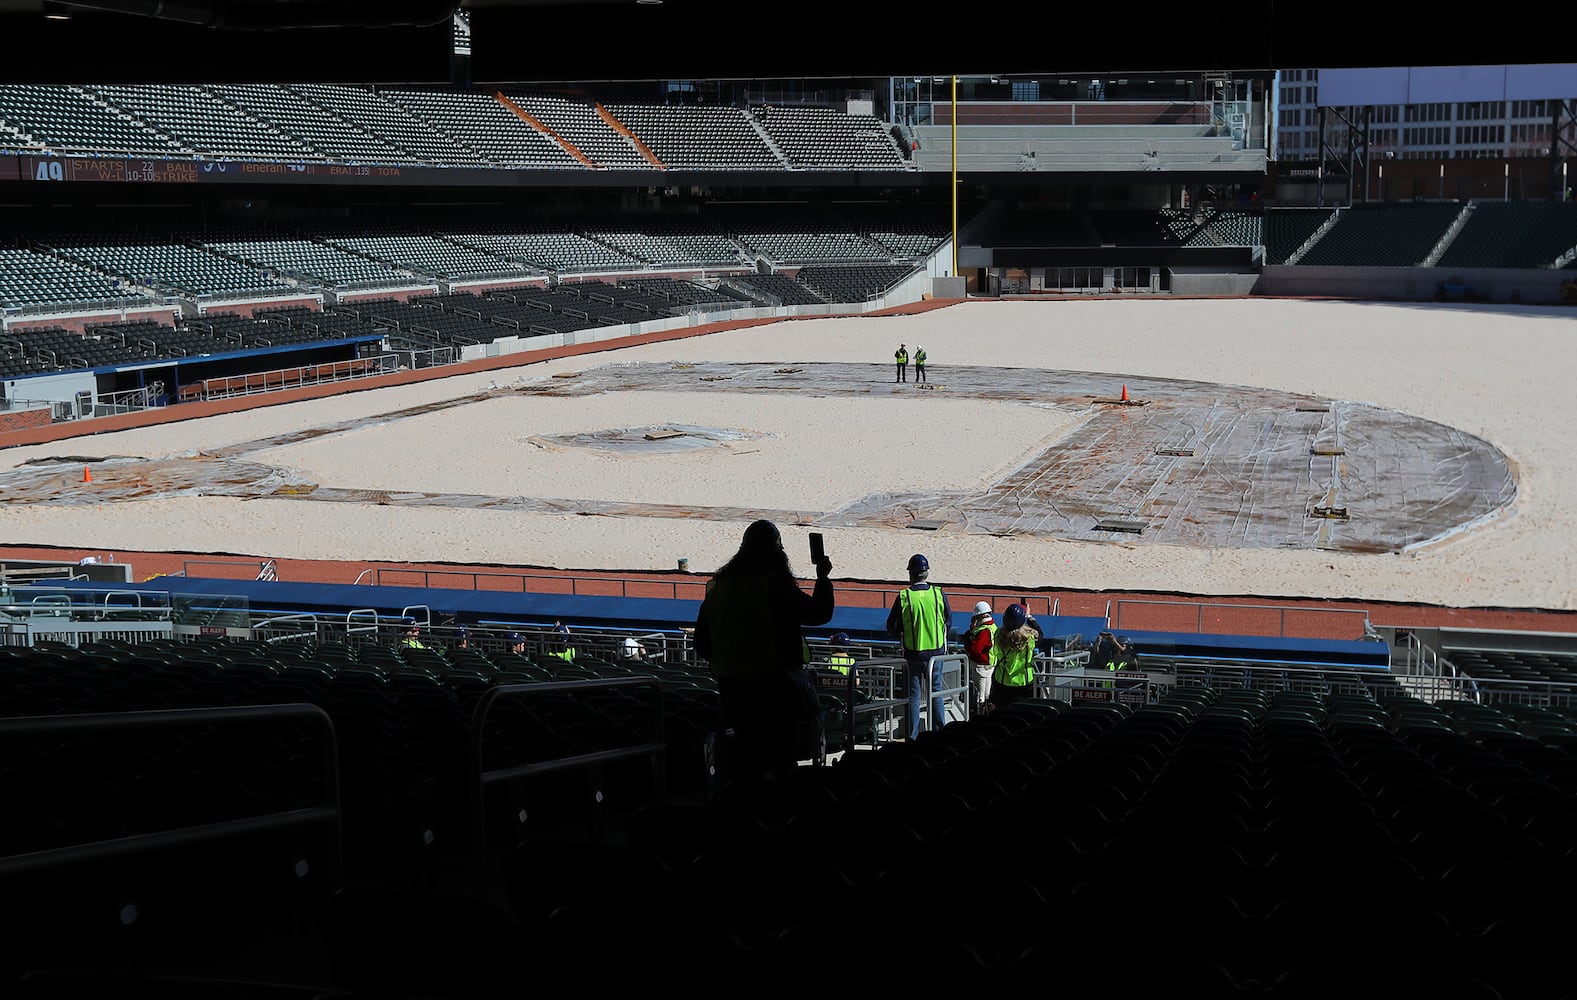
[82,466,92,483]
[1120,384,1129,402]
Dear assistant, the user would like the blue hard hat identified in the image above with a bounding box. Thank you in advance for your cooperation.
[907,553,929,578]
[507,632,524,645]
[830,632,849,645]
[1003,604,1027,631]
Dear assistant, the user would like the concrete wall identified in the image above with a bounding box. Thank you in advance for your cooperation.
[1255,265,1574,305]
[911,124,1264,174]
[1171,272,1261,296]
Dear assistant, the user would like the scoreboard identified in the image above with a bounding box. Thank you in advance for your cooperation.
[5,155,528,188]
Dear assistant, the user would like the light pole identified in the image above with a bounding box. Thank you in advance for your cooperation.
[1504,161,1510,201]
[1439,163,1445,200]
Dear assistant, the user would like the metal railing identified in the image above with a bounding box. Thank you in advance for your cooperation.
[371,566,710,601]
[467,677,665,881]
[187,352,400,401]
[0,704,342,887]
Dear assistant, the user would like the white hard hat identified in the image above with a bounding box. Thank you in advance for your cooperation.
[973,601,992,617]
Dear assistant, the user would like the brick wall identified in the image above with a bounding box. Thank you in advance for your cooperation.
[0,407,53,433]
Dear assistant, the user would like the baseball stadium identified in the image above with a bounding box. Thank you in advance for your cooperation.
[2,5,1577,997]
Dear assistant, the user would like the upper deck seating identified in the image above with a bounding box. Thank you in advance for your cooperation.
[88,85,319,162]
[602,103,782,170]
[381,89,583,168]
[502,91,654,170]
[286,85,488,167]
[0,84,183,155]
[1437,201,1577,269]
[1297,204,1463,267]
[206,84,422,164]
[751,104,906,171]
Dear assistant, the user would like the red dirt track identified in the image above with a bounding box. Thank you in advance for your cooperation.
[4,545,1572,641]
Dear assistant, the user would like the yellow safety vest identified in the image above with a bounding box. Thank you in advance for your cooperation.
[899,587,946,652]
[993,638,1034,688]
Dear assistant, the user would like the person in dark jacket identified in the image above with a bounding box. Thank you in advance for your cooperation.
[696,519,834,783]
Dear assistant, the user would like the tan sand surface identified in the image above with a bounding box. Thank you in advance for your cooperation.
[1,298,1572,611]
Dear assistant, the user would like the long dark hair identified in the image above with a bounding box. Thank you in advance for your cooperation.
[715,519,793,580]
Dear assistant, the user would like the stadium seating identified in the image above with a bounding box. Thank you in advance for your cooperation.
[4,590,1577,999]
[0,83,183,156]
[88,85,319,162]
[286,84,487,166]
[722,272,828,306]
[0,246,133,311]
[792,262,920,302]
[1262,207,1335,264]
[42,235,295,300]
[1294,203,1463,267]
[439,225,640,273]
[751,103,908,171]
[601,103,782,170]
[312,231,531,282]
[380,89,583,168]
[201,234,420,291]
[500,91,655,170]
[206,83,424,164]
[617,276,754,308]
[1436,200,1577,269]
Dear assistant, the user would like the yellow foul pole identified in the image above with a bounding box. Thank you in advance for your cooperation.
[951,74,958,279]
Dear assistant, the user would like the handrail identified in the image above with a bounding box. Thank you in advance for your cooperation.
[0,703,342,886]
[372,566,710,600]
[345,608,381,636]
[255,612,321,643]
[467,677,665,883]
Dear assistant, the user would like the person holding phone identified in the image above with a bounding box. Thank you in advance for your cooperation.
[695,520,835,785]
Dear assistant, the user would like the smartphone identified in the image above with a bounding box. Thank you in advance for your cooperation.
[809,532,825,563]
